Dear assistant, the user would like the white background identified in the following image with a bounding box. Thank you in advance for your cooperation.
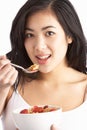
[0,0,87,129]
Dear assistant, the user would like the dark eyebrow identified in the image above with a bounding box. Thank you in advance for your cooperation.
[25,28,34,32]
[42,26,56,30]
[25,26,56,32]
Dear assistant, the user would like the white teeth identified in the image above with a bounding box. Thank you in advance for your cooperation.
[37,55,50,59]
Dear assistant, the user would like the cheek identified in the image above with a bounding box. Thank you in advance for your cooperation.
[53,36,68,51]
[24,43,32,59]
[53,41,68,60]
[24,41,32,51]
[56,45,68,62]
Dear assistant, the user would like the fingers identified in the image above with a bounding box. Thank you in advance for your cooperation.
[0,55,11,70]
[0,55,7,60]
[0,65,18,86]
[51,124,58,130]
[0,55,18,87]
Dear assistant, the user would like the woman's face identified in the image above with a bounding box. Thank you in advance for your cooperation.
[24,9,72,73]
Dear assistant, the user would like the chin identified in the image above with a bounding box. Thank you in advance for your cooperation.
[39,68,52,74]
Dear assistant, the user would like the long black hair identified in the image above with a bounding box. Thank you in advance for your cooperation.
[7,0,87,83]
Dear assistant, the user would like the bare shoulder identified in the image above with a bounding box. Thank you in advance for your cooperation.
[77,72,87,86]
[6,86,15,104]
[6,83,22,103]
[80,72,87,82]
[81,73,87,83]
[82,73,87,100]
[68,68,87,83]
[68,70,87,101]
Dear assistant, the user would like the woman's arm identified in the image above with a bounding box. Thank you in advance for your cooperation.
[0,55,18,115]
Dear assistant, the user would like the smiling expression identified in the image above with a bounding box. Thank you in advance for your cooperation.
[24,9,72,73]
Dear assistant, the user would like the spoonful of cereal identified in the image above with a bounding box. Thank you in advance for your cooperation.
[11,63,39,74]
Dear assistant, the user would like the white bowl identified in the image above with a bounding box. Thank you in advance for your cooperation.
[12,105,62,130]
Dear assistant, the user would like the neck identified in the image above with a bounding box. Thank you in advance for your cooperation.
[39,65,69,84]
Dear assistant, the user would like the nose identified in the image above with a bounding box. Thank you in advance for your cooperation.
[35,36,47,51]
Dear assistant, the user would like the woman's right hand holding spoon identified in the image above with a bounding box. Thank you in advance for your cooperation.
[0,55,18,88]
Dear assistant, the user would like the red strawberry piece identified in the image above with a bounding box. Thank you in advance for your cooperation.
[32,106,39,113]
[32,106,44,113]
[37,107,44,113]
[20,109,28,114]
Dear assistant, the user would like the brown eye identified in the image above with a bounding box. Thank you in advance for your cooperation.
[46,31,55,36]
[25,33,34,38]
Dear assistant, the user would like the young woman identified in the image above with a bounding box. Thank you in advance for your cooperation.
[0,0,87,130]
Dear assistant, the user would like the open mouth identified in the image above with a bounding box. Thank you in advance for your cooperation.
[36,55,51,64]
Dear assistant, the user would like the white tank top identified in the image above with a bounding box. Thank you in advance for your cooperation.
[1,90,87,130]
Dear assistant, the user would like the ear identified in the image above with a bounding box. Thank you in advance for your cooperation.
[66,36,72,44]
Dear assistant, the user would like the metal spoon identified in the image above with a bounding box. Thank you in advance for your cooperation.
[11,63,39,73]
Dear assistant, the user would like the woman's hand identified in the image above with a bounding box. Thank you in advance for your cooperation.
[0,55,18,88]
[0,55,18,114]
[51,124,58,130]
